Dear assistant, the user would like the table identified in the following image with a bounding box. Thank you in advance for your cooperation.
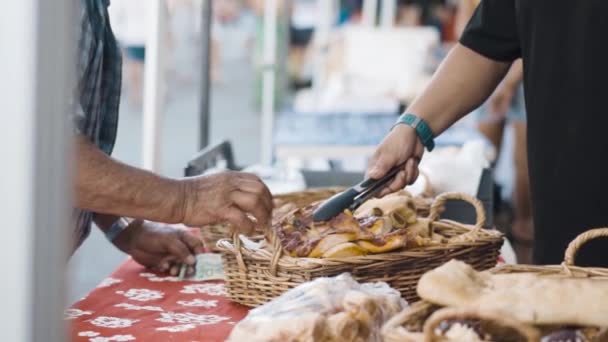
[68,259,249,342]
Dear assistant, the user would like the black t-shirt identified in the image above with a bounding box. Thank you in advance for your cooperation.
[461,0,608,266]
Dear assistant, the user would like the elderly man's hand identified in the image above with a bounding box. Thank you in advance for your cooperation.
[177,171,273,235]
[113,220,205,277]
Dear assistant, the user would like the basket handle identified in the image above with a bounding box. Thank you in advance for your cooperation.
[422,307,540,342]
[428,192,486,231]
[232,233,248,273]
[563,228,608,266]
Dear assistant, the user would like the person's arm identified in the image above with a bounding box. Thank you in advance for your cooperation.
[489,59,523,117]
[75,135,184,223]
[75,136,273,233]
[93,213,204,276]
[367,44,511,192]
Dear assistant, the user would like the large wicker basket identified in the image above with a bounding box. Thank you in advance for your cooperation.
[201,187,432,251]
[216,192,503,307]
[382,228,608,342]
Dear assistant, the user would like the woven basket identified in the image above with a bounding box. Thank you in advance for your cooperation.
[201,187,433,251]
[216,192,503,307]
[200,188,344,251]
[382,228,608,342]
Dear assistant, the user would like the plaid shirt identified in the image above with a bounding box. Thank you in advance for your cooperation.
[72,0,122,250]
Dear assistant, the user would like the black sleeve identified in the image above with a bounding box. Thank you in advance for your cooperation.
[459,0,521,62]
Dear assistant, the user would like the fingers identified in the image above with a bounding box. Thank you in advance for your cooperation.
[221,206,256,235]
[237,177,273,211]
[378,169,408,197]
[405,158,418,185]
[367,153,395,180]
[178,229,205,254]
[165,237,196,266]
[231,191,271,227]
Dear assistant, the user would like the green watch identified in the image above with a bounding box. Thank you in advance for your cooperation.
[393,113,435,152]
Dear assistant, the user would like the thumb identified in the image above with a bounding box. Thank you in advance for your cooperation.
[367,153,395,180]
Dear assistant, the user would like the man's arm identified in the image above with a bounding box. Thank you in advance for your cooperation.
[75,135,185,223]
[404,44,512,136]
[75,136,273,233]
[367,44,512,190]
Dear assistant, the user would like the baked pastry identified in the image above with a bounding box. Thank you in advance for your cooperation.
[227,274,406,342]
[418,260,608,328]
[272,200,424,258]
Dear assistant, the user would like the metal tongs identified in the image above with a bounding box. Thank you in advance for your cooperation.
[312,163,406,222]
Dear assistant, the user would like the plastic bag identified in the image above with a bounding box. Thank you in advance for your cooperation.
[227,273,407,342]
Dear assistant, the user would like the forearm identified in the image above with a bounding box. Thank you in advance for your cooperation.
[406,44,512,135]
[75,136,184,223]
[500,59,523,89]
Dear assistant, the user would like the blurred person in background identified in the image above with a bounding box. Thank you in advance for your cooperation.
[209,0,256,84]
[456,0,533,262]
[287,0,317,89]
[369,0,608,266]
[73,0,272,276]
[108,0,150,107]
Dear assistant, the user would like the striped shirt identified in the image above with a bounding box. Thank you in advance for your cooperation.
[72,0,122,251]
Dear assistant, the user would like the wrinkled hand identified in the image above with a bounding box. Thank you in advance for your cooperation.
[367,125,425,197]
[178,171,273,235]
[489,82,516,119]
[113,220,205,277]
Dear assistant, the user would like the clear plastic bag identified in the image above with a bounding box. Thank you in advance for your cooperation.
[227,273,407,342]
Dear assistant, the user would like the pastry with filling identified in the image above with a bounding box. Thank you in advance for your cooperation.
[272,201,421,258]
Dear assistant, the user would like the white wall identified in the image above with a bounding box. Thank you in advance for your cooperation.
[0,0,36,340]
[0,0,71,341]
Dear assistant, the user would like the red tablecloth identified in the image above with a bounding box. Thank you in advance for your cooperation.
[68,259,249,342]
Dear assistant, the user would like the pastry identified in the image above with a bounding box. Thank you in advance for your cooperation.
[418,260,608,328]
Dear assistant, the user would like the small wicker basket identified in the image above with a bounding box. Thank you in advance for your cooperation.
[382,228,608,342]
[216,192,503,307]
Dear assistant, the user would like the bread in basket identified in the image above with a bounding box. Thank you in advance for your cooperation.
[217,192,503,306]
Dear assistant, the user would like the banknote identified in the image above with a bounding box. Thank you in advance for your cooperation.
[179,253,224,281]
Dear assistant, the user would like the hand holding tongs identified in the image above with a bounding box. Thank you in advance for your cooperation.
[312,163,406,222]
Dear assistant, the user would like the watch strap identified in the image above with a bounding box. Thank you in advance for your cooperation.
[393,113,435,151]
[105,217,130,242]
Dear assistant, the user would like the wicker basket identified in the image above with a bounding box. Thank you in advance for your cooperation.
[201,187,433,251]
[200,188,344,251]
[382,228,608,342]
[216,192,503,307]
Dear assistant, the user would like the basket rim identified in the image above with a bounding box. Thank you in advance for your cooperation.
[216,221,503,268]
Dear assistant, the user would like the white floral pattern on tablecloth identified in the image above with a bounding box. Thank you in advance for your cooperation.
[89,316,139,329]
[176,299,218,308]
[139,273,182,283]
[156,324,197,333]
[97,278,123,288]
[116,289,164,302]
[155,312,229,332]
[69,253,250,341]
[66,308,94,320]
[180,283,227,296]
[89,335,136,342]
[115,303,164,312]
